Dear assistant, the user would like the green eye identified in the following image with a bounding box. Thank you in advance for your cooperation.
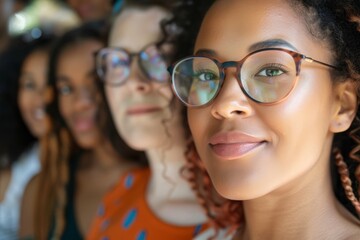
[257,68,284,77]
[196,71,219,81]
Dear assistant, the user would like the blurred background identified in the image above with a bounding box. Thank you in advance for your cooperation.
[0,0,103,51]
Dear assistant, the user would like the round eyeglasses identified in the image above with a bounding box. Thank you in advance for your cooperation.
[168,48,338,107]
[96,44,169,86]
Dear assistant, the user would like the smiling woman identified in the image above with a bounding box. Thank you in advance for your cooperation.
[0,33,54,240]
[168,0,360,239]
[85,1,211,239]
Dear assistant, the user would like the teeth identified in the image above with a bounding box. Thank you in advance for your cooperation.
[34,108,45,120]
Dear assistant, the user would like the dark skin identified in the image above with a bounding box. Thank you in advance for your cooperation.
[188,0,360,239]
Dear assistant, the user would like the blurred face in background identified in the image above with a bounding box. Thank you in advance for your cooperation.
[104,7,181,150]
[18,49,48,138]
[67,0,112,22]
[56,39,104,148]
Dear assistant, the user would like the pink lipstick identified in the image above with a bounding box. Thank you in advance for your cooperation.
[209,131,266,160]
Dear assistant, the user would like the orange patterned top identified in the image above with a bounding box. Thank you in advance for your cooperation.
[86,168,208,240]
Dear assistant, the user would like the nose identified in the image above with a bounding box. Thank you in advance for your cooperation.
[126,58,152,93]
[210,69,253,119]
[32,86,47,107]
[73,87,96,110]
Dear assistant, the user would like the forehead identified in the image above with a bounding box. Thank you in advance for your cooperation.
[195,0,328,60]
[109,7,170,51]
[23,50,48,67]
[57,39,102,78]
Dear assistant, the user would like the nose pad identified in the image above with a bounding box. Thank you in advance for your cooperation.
[210,70,253,119]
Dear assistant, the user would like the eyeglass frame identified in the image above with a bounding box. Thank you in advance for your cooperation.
[95,43,169,86]
[168,47,339,107]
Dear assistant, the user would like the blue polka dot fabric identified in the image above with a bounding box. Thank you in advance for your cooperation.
[86,168,209,240]
[122,208,138,229]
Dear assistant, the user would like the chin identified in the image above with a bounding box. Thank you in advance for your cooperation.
[210,172,273,201]
[76,138,98,150]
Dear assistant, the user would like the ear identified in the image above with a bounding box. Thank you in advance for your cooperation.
[330,80,358,133]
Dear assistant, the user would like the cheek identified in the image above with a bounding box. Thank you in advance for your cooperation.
[188,107,209,150]
[18,92,28,114]
[105,86,120,113]
[105,86,127,125]
[59,97,71,122]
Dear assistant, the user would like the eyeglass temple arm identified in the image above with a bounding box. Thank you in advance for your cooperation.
[303,57,339,70]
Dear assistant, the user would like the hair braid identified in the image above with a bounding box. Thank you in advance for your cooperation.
[183,140,243,236]
[333,148,360,214]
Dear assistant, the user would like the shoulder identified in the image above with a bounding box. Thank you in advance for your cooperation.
[101,167,149,202]
[118,167,150,189]
[18,174,41,238]
[14,145,40,176]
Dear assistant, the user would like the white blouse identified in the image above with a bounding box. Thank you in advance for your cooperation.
[0,144,41,240]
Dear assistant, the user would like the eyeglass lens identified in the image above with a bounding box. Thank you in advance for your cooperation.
[172,50,298,106]
[97,45,169,85]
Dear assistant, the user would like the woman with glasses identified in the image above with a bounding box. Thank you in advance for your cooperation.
[19,22,145,240]
[86,1,210,239]
[168,0,360,239]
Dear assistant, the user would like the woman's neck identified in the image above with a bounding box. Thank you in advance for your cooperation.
[239,144,360,240]
[79,139,128,171]
[144,131,207,225]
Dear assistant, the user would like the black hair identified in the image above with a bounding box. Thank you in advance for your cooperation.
[0,33,54,169]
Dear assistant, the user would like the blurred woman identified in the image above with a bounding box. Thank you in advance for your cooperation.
[0,33,53,240]
[86,1,209,239]
[20,21,145,240]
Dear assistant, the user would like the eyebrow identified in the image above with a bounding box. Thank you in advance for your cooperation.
[56,76,70,84]
[248,39,298,52]
[195,39,299,58]
[195,49,217,56]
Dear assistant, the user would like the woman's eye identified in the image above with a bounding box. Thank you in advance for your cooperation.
[112,58,128,68]
[22,81,36,90]
[20,78,37,90]
[257,68,284,77]
[58,85,72,95]
[196,71,218,81]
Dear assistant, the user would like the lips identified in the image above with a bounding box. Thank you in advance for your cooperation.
[209,131,266,160]
[73,117,95,132]
[126,105,162,115]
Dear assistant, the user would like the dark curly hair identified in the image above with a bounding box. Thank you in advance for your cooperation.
[165,0,360,234]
